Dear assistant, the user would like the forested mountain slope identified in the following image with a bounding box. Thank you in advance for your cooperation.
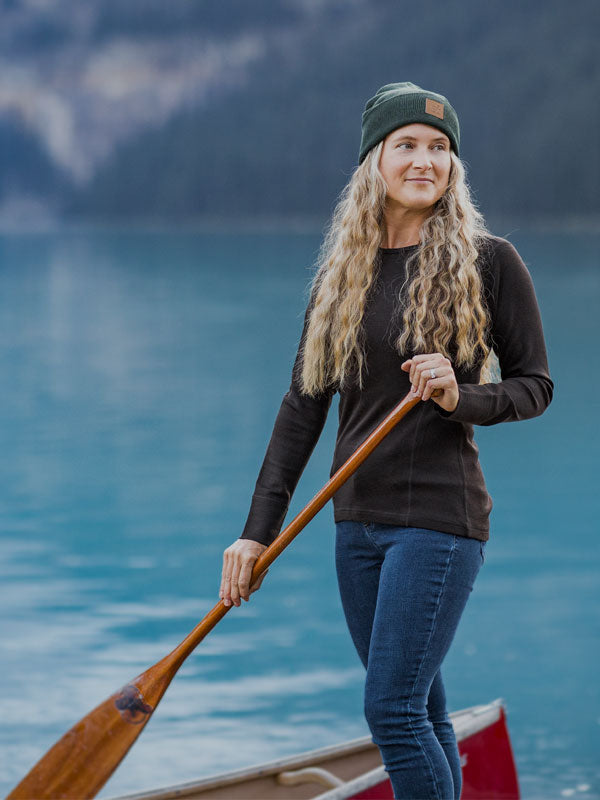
[1,0,597,223]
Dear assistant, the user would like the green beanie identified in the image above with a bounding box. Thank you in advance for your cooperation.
[358,82,460,163]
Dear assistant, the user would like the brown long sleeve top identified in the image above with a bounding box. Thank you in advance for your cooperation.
[240,235,553,545]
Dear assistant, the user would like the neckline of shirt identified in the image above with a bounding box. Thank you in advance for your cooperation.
[378,244,419,253]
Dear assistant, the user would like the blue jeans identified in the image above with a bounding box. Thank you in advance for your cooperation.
[335,521,485,800]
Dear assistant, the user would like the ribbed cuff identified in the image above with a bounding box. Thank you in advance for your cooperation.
[240,494,288,547]
[435,385,490,425]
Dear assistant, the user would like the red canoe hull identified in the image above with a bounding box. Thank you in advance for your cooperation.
[348,706,519,800]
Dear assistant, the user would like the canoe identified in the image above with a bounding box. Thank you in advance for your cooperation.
[108,698,520,800]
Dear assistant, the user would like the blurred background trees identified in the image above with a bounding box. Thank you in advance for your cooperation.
[0,0,597,226]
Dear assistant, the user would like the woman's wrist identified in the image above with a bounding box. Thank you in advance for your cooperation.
[434,386,459,413]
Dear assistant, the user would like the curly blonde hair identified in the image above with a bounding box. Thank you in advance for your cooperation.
[300,144,494,396]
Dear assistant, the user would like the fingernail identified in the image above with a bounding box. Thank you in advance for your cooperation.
[223,599,231,607]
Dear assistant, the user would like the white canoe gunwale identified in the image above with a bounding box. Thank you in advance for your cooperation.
[107,699,506,800]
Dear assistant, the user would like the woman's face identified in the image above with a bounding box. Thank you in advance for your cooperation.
[378,123,452,212]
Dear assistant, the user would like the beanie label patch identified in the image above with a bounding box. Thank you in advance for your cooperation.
[425,98,444,120]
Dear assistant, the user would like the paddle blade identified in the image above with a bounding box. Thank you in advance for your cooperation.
[7,668,172,800]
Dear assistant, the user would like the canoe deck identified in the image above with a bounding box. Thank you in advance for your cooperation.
[108,699,519,800]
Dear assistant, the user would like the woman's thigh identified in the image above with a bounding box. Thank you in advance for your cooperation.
[335,520,383,669]
[364,526,483,716]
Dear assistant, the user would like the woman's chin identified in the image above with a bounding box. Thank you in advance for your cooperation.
[388,190,440,212]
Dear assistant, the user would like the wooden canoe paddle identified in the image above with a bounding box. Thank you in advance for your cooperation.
[8,389,424,800]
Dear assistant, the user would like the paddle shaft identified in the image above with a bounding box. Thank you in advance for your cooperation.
[8,389,422,800]
[170,390,422,665]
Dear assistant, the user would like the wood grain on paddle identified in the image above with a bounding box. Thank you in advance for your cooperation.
[8,390,422,800]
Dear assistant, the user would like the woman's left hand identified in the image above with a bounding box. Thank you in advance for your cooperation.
[401,353,459,413]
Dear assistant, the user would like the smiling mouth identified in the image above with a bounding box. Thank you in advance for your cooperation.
[407,178,433,183]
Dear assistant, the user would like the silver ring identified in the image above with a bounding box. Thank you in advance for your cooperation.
[430,369,437,379]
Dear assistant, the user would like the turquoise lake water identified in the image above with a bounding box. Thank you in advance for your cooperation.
[0,228,598,799]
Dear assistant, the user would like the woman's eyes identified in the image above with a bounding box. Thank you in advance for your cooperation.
[394,143,447,151]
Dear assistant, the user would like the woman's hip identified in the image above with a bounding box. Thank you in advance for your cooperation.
[335,521,485,592]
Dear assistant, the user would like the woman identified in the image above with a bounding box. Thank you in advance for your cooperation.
[219,82,553,800]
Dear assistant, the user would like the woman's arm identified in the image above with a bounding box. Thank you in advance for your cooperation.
[436,237,554,426]
[239,378,333,544]
[220,301,333,606]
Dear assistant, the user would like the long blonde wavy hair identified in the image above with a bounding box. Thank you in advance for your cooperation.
[300,143,495,396]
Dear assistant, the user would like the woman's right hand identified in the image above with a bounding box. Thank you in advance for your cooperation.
[220,539,268,607]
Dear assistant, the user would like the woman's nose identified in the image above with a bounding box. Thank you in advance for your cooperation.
[411,148,432,169]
